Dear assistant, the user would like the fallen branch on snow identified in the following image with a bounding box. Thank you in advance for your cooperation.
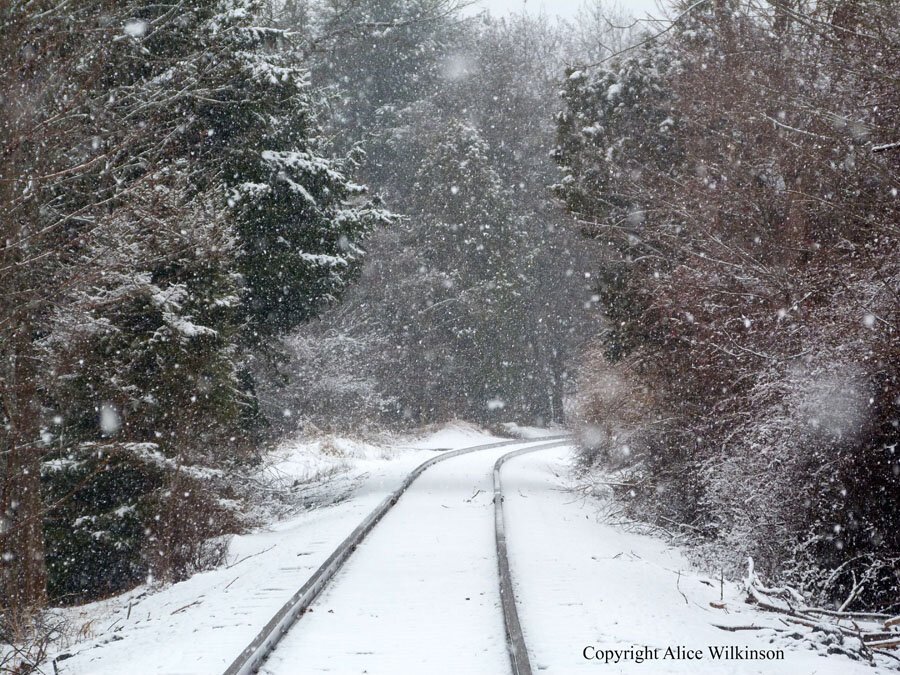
[738,557,900,665]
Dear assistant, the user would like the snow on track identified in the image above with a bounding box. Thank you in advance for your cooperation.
[259,443,548,675]
[51,432,889,675]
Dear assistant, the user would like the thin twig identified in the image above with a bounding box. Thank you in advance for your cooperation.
[225,544,276,570]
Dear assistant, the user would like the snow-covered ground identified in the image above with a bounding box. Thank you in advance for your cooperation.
[503,447,896,674]
[47,423,502,674]
[45,425,897,674]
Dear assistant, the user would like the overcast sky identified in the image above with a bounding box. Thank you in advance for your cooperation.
[470,0,668,20]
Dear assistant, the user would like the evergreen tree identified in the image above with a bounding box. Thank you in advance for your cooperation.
[551,42,680,361]
[0,0,139,615]
[411,120,528,418]
[3,0,389,607]
[308,0,465,194]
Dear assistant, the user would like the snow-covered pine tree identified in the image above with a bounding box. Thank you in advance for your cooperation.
[306,0,465,195]
[551,42,681,362]
[26,0,259,601]
[379,119,531,420]
[0,0,140,615]
[40,180,249,599]
[452,16,596,423]
[92,0,394,340]
[3,0,388,607]
[218,8,393,335]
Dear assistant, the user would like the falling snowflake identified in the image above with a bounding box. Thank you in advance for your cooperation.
[100,404,121,435]
[124,20,149,38]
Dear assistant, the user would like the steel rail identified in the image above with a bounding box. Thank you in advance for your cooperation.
[222,434,570,675]
[494,441,573,675]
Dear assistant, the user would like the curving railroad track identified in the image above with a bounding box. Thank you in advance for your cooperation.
[223,435,572,675]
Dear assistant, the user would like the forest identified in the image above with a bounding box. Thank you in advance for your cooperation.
[1,0,898,668]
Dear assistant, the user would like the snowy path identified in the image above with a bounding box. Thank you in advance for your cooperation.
[48,430,896,675]
[258,443,549,675]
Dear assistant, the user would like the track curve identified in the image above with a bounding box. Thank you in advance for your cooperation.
[493,442,573,675]
[223,435,570,675]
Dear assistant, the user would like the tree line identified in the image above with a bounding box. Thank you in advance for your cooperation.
[556,0,900,611]
[265,2,601,432]
[0,0,388,623]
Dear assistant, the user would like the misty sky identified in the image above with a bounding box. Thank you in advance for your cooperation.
[473,0,668,20]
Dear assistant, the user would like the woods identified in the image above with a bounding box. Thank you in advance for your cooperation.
[261,4,599,430]
[556,0,900,611]
[0,0,385,622]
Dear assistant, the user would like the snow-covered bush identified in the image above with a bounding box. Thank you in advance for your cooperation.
[257,327,402,433]
[556,0,900,609]
[573,351,658,470]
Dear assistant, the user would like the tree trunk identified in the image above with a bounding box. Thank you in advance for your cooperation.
[549,356,566,424]
[0,323,48,615]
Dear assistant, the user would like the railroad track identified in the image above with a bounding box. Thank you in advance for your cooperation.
[223,435,572,675]
[493,443,570,675]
